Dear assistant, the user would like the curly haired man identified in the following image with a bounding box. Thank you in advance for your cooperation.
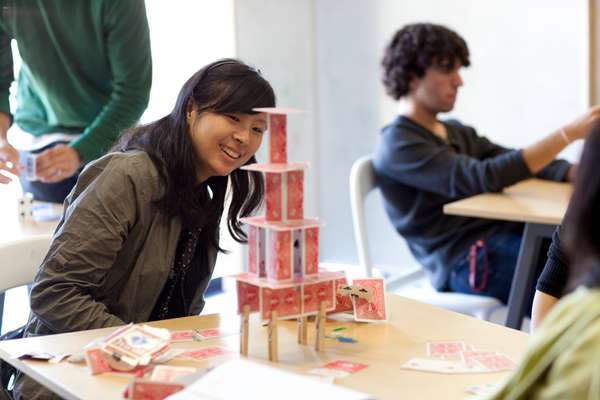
[372,23,600,305]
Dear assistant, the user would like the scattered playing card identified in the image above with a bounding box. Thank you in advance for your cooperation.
[322,360,368,374]
[307,368,350,379]
[400,357,488,374]
[427,341,466,359]
[170,330,201,343]
[470,353,516,372]
[150,365,197,383]
[465,382,500,396]
[352,278,387,322]
[129,379,184,400]
[197,328,222,339]
[177,347,230,362]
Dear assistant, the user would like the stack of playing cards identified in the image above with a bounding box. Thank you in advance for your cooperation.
[400,341,517,374]
[85,324,171,374]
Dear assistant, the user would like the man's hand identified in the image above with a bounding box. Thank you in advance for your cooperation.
[0,139,20,184]
[36,144,82,183]
[562,105,600,141]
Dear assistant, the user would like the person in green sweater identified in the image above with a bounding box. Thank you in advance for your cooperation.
[487,122,600,399]
[0,0,152,203]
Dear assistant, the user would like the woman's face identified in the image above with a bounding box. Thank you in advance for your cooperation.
[187,110,267,183]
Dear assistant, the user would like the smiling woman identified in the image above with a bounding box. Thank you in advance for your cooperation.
[13,59,276,399]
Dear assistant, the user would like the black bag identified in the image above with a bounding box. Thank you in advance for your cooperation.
[0,326,26,400]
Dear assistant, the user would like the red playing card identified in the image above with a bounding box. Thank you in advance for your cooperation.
[286,170,304,220]
[471,353,517,371]
[266,173,282,221]
[332,278,354,313]
[303,280,334,314]
[261,285,302,320]
[258,227,266,277]
[427,341,466,358]
[323,360,369,374]
[84,348,113,375]
[267,230,292,281]
[178,347,230,361]
[129,380,184,400]
[197,328,221,339]
[269,114,287,163]
[236,281,260,314]
[248,225,258,275]
[293,229,304,276]
[170,330,201,343]
[460,350,496,366]
[304,227,319,275]
[352,278,387,322]
[150,365,196,382]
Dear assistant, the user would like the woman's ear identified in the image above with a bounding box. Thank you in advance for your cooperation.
[186,98,195,123]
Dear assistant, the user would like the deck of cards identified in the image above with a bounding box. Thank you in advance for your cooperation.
[85,324,171,374]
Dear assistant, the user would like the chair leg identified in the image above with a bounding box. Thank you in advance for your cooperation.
[473,305,502,322]
[0,292,5,334]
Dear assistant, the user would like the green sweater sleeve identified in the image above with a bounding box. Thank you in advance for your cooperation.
[70,0,152,163]
[0,23,13,121]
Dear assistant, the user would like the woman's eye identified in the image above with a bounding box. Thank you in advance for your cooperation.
[252,127,265,135]
[227,114,240,122]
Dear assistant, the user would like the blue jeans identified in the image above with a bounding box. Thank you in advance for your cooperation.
[448,230,523,305]
[18,142,80,204]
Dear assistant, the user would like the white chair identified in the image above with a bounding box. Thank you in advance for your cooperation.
[349,155,502,320]
[0,234,52,331]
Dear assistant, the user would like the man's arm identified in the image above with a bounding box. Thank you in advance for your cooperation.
[69,0,152,163]
[522,106,600,174]
[0,26,18,183]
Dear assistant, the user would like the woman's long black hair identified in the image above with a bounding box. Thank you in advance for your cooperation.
[564,121,600,289]
[113,59,276,252]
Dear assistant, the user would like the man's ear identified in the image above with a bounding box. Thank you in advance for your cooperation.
[408,76,419,93]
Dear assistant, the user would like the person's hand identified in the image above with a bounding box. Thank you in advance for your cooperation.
[562,105,600,141]
[35,144,82,183]
[0,139,20,184]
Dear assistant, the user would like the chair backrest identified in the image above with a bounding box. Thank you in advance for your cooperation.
[0,234,52,292]
[349,155,377,278]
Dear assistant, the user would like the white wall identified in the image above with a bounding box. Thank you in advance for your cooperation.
[236,0,590,273]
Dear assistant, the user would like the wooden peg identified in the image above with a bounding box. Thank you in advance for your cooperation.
[240,304,250,356]
[315,301,326,352]
[268,310,279,362]
[297,316,308,345]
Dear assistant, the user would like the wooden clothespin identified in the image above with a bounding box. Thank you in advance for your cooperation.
[315,301,326,352]
[240,304,250,357]
[297,316,308,345]
[337,284,373,301]
[268,310,278,362]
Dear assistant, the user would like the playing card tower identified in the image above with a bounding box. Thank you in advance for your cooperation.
[235,108,345,360]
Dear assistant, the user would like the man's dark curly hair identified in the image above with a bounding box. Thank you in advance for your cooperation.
[382,23,470,100]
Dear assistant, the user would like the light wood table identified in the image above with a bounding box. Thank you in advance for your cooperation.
[444,178,572,329]
[0,182,61,244]
[0,295,529,400]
